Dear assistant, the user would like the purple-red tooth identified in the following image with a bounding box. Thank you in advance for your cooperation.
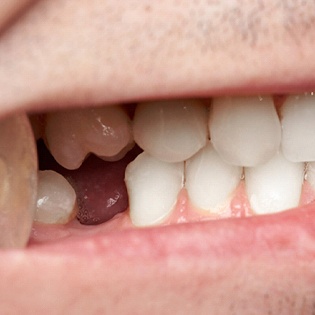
[38,140,141,225]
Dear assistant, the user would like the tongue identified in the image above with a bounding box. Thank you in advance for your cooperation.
[37,140,142,225]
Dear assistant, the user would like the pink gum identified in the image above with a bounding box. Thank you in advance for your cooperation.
[29,180,315,246]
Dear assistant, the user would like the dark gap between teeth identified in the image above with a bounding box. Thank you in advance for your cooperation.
[37,139,142,225]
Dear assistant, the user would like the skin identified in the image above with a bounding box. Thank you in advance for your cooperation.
[1,1,315,314]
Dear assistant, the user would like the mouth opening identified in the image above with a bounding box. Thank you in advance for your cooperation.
[1,93,309,250]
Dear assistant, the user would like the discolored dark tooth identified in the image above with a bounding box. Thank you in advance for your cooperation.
[37,140,141,225]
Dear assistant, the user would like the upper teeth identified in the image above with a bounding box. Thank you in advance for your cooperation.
[209,96,281,167]
[281,93,315,162]
[132,100,208,163]
[45,106,133,170]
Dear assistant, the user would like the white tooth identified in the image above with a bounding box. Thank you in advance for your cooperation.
[281,93,315,162]
[0,114,37,248]
[185,142,242,212]
[35,171,77,224]
[45,106,133,170]
[245,151,304,215]
[209,96,281,167]
[125,152,183,226]
[133,100,208,163]
[305,162,315,191]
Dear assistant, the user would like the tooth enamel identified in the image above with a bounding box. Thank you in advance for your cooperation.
[45,106,133,170]
[125,152,183,226]
[133,100,208,163]
[209,96,281,167]
[185,142,242,212]
[281,93,315,162]
[245,151,304,215]
[306,162,315,189]
[0,114,37,248]
[35,170,77,224]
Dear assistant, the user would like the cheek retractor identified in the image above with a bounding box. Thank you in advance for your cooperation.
[0,114,37,248]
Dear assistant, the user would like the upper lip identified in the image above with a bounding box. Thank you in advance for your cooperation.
[1,0,315,117]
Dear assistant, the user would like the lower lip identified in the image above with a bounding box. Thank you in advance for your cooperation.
[1,202,315,313]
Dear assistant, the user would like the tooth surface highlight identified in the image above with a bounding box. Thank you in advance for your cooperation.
[209,96,281,167]
[35,171,77,224]
[0,114,37,248]
[45,106,133,170]
[281,93,315,162]
[245,152,304,215]
[125,152,183,226]
[185,142,242,212]
[133,100,208,163]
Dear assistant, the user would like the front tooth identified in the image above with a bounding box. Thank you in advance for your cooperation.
[209,96,281,167]
[0,114,37,248]
[35,171,77,224]
[45,106,133,170]
[185,142,242,212]
[133,100,208,163]
[125,152,183,226]
[281,93,315,162]
[245,151,304,215]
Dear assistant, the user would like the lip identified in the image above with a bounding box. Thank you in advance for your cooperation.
[1,0,315,313]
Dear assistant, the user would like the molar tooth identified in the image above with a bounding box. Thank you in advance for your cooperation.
[209,96,281,167]
[35,171,77,224]
[133,100,208,163]
[0,114,37,248]
[45,106,133,170]
[125,152,183,226]
[281,93,315,162]
[185,142,242,212]
[245,151,304,215]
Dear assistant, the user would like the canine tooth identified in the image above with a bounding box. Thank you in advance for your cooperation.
[133,100,208,163]
[35,171,77,224]
[185,142,242,211]
[209,96,281,167]
[0,114,37,248]
[45,106,133,170]
[125,152,183,226]
[245,151,304,215]
[281,93,315,162]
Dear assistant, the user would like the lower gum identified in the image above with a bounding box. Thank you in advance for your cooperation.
[28,177,315,247]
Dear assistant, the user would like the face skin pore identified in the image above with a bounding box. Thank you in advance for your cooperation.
[1,1,315,314]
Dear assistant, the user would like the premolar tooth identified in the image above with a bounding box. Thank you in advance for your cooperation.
[281,93,315,162]
[0,114,37,248]
[35,171,77,224]
[209,96,281,167]
[125,152,183,226]
[45,106,133,170]
[245,151,304,215]
[185,142,242,212]
[133,100,208,163]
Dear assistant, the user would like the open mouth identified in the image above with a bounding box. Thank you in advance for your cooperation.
[2,0,315,314]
